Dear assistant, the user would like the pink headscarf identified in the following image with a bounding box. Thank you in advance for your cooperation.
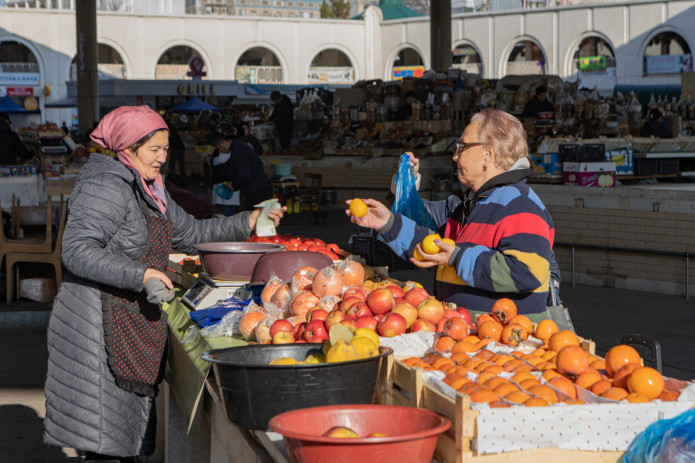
[91,105,169,214]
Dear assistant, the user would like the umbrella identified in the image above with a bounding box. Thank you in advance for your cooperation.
[0,96,29,113]
[172,97,220,113]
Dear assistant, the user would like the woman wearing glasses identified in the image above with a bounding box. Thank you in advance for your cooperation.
[348,109,556,321]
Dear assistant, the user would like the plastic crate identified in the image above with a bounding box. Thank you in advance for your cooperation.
[352,235,375,266]
[581,143,606,162]
[635,158,659,176]
[658,158,680,174]
[374,241,414,271]
[558,144,582,163]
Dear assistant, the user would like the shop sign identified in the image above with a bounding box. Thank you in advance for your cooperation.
[392,65,425,80]
[453,47,478,56]
[307,67,354,84]
[578,56,607,71]
[187,56,207,78]
[177,83,216,95]
[7,87,33,96]
[645,54,692,75]
[24,96,38,111]
[0,72,40,86]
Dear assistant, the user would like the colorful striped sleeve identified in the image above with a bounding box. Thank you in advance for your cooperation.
[379,213,434,259]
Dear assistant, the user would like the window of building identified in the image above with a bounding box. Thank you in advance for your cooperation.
[572,36,616,73]
[261,0,269,5]
[275,1,283,5]
[298,2,304,6]
[251,9,256,15]
[307,2,313,7]
[644,31,691,75]
[287,1,294,6]
[288,12,293,17]
[263,10,268,15]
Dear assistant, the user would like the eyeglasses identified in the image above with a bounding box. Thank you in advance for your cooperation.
[454,142,483,154]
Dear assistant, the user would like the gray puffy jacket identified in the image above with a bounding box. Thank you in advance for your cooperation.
[44,154,251,456]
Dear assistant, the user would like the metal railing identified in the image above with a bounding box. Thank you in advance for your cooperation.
[555,241,693,299]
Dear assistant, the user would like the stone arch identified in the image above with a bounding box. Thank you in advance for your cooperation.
[0,37,43,84]
[641,27,692,76]
[500,37,548,77]
[69,42,129,80]
[452,40,484,76]
[306,45,359,84]
[233,44,286,84]
[154,42,212,80]
[563,31,616,77]
[385,44,426,81]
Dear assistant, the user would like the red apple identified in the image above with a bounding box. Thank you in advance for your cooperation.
[442,317,470,341]
[324,310,347,330]
[340,319,357,333]
[391,301,417,329]
[269,319,294,338]
[384,284,405,299]
[353,302,373,318]
[417,299,444,324]
[272,330,295,344]
[355,316,378,331]
[307,308,329,322]
[366,288,395,315]
[374,314,385,322]
[293,322,306,340]
[344,304,360,320]
[394,297,406,305]
[404,287,430,308]
[456,307,473,328]
[340,296,362,312]
[377,312,407,337]
[304,320,328,343]
[411,319,436,333]
[342,287,367,301]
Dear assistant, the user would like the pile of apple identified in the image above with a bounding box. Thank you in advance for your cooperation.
[247,233,344,260]
[238,258,474,346]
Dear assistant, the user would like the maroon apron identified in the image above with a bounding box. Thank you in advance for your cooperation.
[101,193,172,397]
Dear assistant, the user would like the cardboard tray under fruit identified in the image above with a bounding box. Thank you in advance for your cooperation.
[378,339,695,463]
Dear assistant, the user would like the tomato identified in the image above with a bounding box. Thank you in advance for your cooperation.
[283,233,293,240]
[302,239,316,246]
[270,235,282,244]
[319,250,339,260]
[287,238,302,247]
[307,245,325,252]
[326,243,340,253]
[297,244,309,251]
[313,238,326,247]
[284,245,298,251]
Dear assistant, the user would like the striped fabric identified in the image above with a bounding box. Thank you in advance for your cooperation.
[380,178,554,316]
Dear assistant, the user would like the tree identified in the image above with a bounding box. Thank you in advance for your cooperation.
[320,0,351,19]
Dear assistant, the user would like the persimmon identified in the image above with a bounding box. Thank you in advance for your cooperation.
[462,335,481,344]
[659,390,680,401]
[494,383,520,397]
[493,355,514,366]
[474,361,494,373]
[489,400,511,408]
[600,387,629,401]
[528,384,559,404]
[491,298,517,324]
[507,315,533,334]
[542,369,561,382]
[613,362,642,389]
[537,362,557,371]
[500,323,529,346]
[502,359,524,372]
[448,376,472,391]
[534,319,559,342]
[484,376,511,390]
[482,364,505,375]
[563,398,584,405]
[605,345,642,377]
[467,389,500,404]
[459,382,485,396]
[525,397,550,407]
[512,364,535,374]
[519,378,542,390]
[475,339,494,350]
[555,345,590,378]
[452,340,477,354]
[434,335,457,353]
[590,359,607,371]
[574,371,602,390]
[401,357,422,367]
[590,380,612,396]
[524,356,545,367]
[626,392,649,403]
[548,330,580,352]
[450,352,471,364]
[475,313,495,331]
[626,367,664,400]
[541,350,558,361]
[478,320,503,342]
[548,375,577,399]
[474,349,496,361]
[511,371,536,384]
[464,357,485,370]
[532,347,547,357]
[505,390,532,404]
[431,357,456,371]
[476,372,496,385]
[455,366,475,377]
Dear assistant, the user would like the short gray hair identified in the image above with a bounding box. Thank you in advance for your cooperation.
[470,109,528,170]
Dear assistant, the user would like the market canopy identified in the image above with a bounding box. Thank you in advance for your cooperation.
[0,96,29,113]
[172,97,220,113]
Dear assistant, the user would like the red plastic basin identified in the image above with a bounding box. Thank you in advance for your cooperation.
[269,404,451,463]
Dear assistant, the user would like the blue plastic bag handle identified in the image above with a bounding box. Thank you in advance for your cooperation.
[390,153,437,231]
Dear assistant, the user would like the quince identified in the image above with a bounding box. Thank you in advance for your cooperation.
[326,340,360,363]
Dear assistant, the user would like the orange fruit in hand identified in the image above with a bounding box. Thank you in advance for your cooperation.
[626,366,664,400]
[349,198,368,217]
[604,345,641,377]
[413,247,425,262]
[420,234,442,254]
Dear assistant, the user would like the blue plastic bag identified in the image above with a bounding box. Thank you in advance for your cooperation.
[623,408,695,463]
[390,153,437,230]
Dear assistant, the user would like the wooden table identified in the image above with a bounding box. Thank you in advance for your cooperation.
[44,177,75,200]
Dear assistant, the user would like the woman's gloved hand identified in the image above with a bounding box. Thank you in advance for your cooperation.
[144,278,176,305]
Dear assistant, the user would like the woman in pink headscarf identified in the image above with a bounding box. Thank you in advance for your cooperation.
[43,106,284,462]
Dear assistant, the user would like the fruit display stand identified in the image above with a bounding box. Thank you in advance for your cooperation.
[378,338,695,463]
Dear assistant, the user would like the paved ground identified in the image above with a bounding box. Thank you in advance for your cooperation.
[2,207,694,462]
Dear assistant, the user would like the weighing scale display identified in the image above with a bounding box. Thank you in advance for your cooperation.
[183,280,212,308]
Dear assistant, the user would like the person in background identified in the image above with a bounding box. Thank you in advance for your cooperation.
[210,132,273,212]
[0,114,32,164]
[522,85,555,118]
[238,122,264,156]
[347,109,556,321]
[640,108,674,139]
[60,121,69,135]
[395,90,417,121]
[43,105,285,462]
[270,90,294,151]
[164,108,187,185]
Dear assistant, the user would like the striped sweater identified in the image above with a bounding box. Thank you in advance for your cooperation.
[380,167,554,315]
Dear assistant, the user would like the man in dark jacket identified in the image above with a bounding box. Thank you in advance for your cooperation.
[640,108,674,138]
[0,114,32,164]
[164,109,187,184]
[270,91,294,151]
[210,132,273,211]
[522,85,555,119]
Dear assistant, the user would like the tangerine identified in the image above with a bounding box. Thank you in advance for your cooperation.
[349,198,368,217]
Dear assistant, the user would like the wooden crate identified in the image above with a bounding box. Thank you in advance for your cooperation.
[379,339,624,463]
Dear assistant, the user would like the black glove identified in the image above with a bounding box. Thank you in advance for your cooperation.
[144,278,175,305]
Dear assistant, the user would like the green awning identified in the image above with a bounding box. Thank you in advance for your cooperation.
[352,0,423,20]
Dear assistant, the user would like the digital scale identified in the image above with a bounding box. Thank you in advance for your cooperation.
[182,273,254,311]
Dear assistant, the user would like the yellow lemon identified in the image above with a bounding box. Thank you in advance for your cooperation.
[303,354,325,364]
[354,328,380,348]
[413,247,425,261]
[420,234,442,254]
[441,238,456,246]
[269,357,298,366]
[349,198,368,218]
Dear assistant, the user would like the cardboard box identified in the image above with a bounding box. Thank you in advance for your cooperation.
[605,149,634,175]
[563,161,616,187]
[531,153,562,177]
